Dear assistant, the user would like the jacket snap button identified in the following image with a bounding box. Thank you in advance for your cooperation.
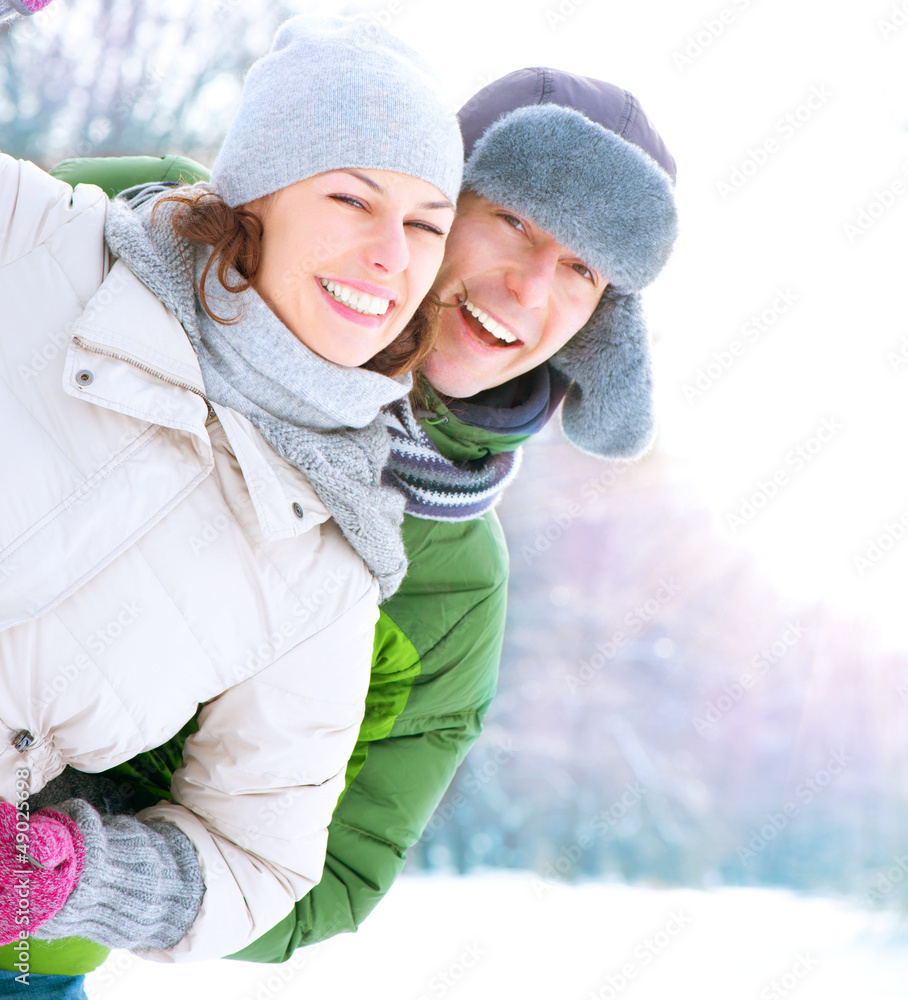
[76,369,94,386]
[292,502,304,519]
[12,730,34,752]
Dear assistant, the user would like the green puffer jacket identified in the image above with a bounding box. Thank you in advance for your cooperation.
[0,155,518,973]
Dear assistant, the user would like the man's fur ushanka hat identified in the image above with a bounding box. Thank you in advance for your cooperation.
[458,68,678,459]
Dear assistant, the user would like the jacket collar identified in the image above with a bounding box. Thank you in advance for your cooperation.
[418,391,530,464]
[67,260,326,541]
[70,260,207,397]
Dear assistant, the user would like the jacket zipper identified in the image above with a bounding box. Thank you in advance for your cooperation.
[73,336,217,421]
[412,407,448,425]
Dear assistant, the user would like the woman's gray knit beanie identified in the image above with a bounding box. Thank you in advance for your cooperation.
[211,14,463,208]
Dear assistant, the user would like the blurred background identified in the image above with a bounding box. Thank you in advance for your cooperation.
[3,0,908,996]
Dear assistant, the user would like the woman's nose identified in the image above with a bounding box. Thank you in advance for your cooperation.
[367,220,410,276]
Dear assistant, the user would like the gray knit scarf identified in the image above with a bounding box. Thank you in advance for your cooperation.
[103,184,409,599]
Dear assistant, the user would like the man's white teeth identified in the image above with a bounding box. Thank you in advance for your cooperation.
[463,299,517,343]
[320,279,390,316]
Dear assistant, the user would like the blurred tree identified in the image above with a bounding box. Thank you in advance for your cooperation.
[408,426,908,912]
[0,0,347,167]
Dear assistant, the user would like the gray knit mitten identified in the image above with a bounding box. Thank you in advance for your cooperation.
[30,766,144,816]
[32,799,205,951]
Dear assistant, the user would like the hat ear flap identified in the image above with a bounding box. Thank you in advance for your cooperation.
[549,291,655,459]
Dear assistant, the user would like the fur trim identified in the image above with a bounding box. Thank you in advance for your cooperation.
[463,102,677,459]
[462,104,678,293]
[549,291,655,459]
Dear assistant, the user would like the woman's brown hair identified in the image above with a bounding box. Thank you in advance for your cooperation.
[150,187,440,379]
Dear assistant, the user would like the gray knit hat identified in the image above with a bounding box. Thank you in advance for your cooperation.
[458,68,678,459]
[211,14,463,208]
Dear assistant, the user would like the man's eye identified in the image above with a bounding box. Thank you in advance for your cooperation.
[499,213,526,232]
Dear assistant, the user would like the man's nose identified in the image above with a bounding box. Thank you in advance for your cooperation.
[505,247,559,310]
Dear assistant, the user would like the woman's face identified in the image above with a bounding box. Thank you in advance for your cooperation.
[245,169,454,368]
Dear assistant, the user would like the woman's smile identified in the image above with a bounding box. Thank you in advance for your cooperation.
[316,276,396,326]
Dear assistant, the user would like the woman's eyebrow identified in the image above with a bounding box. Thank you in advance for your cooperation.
[339,169,453,211]
[421,199,455,211]
[340,168,385,193]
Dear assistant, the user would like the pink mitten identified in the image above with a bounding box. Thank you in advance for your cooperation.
[0,801,84,945]
[13,1,56,12]
[0,0,54,23]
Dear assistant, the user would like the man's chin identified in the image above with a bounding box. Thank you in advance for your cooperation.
[421,368,482,400]
[422,362,508,401]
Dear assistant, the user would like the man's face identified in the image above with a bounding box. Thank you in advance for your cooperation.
[422,192,607,398]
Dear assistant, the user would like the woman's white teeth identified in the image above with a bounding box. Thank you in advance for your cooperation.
[320,279,390,316]
[464,299,517,343]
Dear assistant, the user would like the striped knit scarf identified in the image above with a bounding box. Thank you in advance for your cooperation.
[382,400,520,521]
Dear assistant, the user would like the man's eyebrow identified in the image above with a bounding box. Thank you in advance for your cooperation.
[339,169,453,212]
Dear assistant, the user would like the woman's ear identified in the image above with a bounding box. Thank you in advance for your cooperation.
[239,191,274,227]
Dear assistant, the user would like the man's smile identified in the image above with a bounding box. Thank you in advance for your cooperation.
[458,298,524,349]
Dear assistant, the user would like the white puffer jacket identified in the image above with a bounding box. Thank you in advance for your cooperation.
[0,154,379,961]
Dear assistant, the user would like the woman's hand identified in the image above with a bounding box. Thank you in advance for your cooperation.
[2,0,56,13]
[0,1,56,27]
[0,801,84,945]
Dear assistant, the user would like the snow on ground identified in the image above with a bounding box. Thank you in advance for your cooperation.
[84,872,908,999]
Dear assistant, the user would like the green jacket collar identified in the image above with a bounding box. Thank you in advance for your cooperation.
[417,387,530,463]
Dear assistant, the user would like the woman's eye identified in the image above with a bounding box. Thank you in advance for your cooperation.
[330,194,366,209]
[406,221,446,236]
